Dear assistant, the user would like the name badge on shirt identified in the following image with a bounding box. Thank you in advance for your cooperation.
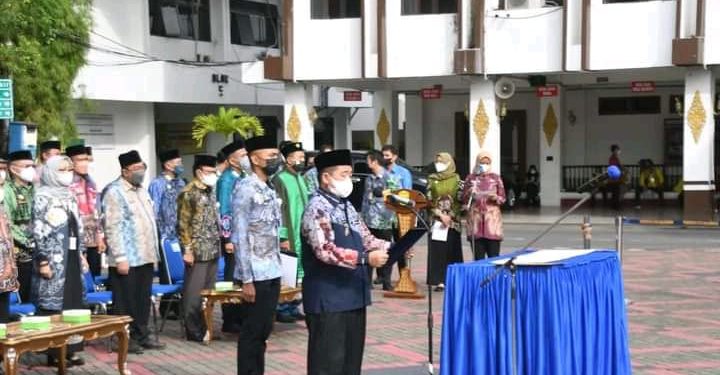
[69,237,78,251]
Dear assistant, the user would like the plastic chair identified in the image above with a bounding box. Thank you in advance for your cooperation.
[216,255,225,281]
[83,271,113,314]
[151,237,185,339]
[9,292,35,317]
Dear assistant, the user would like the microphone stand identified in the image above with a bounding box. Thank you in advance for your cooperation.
[397,203,435,375]
[466,193,475,261]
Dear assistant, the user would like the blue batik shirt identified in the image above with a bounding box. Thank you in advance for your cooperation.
[304,167,319,195]
[217,168,244,244]
[148,174,185,240]
[387,164,413,189]
[231,173,283,284]
[361,170,395,230]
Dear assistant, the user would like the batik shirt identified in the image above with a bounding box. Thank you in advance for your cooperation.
[231,173,282,284]
[177,179,221,262]
[361,171,395,230]
[462,172,506,241]
[0,204,18,293]
[4,180,35,262]
[217,168,244,245]
[387,164,412,189]
[102,178,159,267]
[148,174,185,240]
[302,190,390,269]
[304,167,319,195]
[32,191,86,311]
[69,174,104,248]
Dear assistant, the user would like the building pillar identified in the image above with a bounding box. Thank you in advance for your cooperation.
[683,68,716,222]
[404,94,424,165]
[539,87,562,206]
[284,83,315,150]
[373,90,393,149]
[468,78,500,175]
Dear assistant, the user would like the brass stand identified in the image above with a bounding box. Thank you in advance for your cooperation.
[383,189,426,300]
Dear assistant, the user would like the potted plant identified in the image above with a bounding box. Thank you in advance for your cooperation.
[192,107,264,148]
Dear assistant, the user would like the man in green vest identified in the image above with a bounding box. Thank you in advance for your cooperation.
[272,141,309,322]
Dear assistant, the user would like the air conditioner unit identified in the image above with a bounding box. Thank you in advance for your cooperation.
[506,0,546,10]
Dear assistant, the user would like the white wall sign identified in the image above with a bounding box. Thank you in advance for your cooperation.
[76,114,115,150]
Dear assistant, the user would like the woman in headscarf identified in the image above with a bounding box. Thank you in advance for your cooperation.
[32,155,87,367]
[0,158,19,323]
[462,150,506,260]
[426,152,463,291]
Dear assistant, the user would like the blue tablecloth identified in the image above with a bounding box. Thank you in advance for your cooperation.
[440,250,631,375]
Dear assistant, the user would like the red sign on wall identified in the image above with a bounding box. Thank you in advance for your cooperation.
[536,85,559,98]
[631,81,656,93]
[343,91,363,101]
[421,85,443,100]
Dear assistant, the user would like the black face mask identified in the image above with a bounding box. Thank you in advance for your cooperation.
[382,158,393,167]
[262,157,283,176]
[291,162,307,174]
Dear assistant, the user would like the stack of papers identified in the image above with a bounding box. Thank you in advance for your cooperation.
[491,249,596,266]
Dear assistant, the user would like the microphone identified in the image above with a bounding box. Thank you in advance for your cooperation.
[388,194,416,207]
[577,165,622,193]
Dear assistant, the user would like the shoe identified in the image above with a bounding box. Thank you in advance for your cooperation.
[291,310,306,320]
[140,339,166,350]
[128,340,144,354]
[186,335,205,343]
[222,324,241,334]
[373,278,383,285]
[382,283,393,291]
[433,284,445,292]
[276,313,296,323]
[68,354,85,366]
[112,340,144,354]
[47,356,75,368]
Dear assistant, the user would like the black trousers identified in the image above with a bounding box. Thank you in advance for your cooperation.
[16,261,32,303]
[471,238,501,261]
[183,259,218,341]
[369,229,394,288]
[306,308,367,375]
[109,263,154,344]
[222,251,242,331]
[85,246,102,277]
[0,292,9,323]
[237,278,280,375]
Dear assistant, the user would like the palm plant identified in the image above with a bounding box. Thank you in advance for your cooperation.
[192,107,264,148]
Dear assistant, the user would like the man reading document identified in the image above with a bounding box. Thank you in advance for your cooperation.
[301,150,390,375]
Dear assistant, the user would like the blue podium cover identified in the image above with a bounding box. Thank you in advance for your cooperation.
[440,250,631,375]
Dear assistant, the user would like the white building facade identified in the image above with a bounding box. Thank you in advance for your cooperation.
[75,0,720,222]
[243,0,720,222]
[73,0,365,189]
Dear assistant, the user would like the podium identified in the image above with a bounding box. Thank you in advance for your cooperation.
[383,189,427,299]
[440,250,631,375]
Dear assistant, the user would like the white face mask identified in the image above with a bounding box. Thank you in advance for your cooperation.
[87,162,97,176]
[201,173,218,187]
[435,162,448,173]
[19,167,36,183]
[238,156,252,172]
[0,170,6,185]
[330,177,354,198]
[475,163,490,174]
[57,172,74,187]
